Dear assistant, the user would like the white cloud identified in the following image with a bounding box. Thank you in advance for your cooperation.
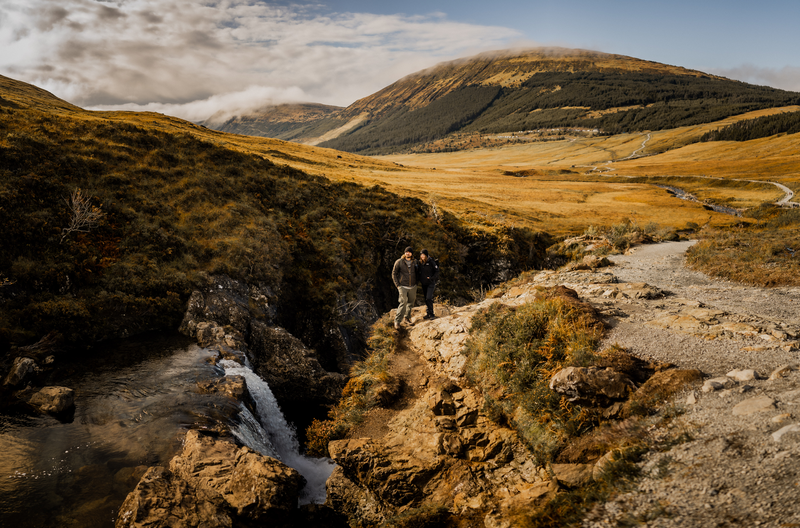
[0,0,520,120]
[709,65,800,93]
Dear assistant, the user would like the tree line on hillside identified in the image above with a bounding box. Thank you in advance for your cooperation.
[698,110,800,142]
[320,71,800,154]
[320,86,501,154]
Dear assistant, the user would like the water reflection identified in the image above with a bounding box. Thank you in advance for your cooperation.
[0,333,235,527]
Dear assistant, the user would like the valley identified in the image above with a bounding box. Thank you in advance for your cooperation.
[2,45,800,527]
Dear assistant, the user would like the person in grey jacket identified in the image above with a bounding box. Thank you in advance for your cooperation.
[392,246,417,329]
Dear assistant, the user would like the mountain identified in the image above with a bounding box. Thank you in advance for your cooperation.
[203,102,343,142]
[208,47,800,154]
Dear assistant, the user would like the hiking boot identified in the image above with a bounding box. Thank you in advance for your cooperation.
[394,322,401,330]
[424,314,437,320]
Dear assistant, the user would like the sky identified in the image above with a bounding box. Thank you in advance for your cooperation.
[1,0,799,122]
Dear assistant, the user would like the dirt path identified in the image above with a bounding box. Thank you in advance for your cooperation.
[583,242,800,528]
[345,306,436,440]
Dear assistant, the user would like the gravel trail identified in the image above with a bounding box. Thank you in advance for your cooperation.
[601,241,800,376]
[582,241,800,528]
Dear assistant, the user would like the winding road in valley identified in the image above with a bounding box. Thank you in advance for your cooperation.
[577,133,797,211]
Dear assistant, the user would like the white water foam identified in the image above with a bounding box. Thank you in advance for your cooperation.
[220,359,336,505]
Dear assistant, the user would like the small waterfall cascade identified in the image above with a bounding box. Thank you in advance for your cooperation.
[220,359,336,505]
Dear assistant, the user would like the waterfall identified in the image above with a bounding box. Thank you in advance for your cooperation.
[220,359,336,505]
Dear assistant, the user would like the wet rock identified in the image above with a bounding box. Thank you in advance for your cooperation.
[248,322,347,407]
[197,375,247,401]
[4,356,38,387]
[115,466,234,528]
[28,386,74,415]
[549,366,635,404]
[194,321,226,348]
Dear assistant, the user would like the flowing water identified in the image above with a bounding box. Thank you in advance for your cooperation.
[0,332,335,526]
[223,359,336,505]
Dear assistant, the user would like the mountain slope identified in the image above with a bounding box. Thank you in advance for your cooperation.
[204,102,343,140]
[208,48,800,154]
[0,74,549,361]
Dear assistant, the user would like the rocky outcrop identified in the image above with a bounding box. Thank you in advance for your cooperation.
[179,276,346,412]
[3,356,38,387]
[28,386,75,415]
[549,366,636,404]
[179,274,276,339]
[326,384,557,524]
[248,322,347,407]
[116,430,303,528]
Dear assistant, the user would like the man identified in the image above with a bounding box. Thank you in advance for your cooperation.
[392,246,417,329]
[417,249,440,320]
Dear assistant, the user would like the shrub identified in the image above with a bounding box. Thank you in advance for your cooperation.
[463,292,603,464]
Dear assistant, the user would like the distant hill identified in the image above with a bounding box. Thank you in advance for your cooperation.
[207,48,800,154]
[203,102,343,141]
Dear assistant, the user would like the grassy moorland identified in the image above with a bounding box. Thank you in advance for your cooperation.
[0,75,550,359]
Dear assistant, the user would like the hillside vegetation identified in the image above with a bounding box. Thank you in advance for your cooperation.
[699,109,800,142]
[209,48,800,155]
[0,75,549,359]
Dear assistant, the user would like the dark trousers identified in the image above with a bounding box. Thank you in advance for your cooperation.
[422,283,436,316]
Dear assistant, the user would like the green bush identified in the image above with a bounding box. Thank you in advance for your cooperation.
[464,294,603,463]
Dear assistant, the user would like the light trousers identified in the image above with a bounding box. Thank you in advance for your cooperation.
[395,286,417,324]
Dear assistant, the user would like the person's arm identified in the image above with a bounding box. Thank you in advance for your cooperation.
[432,259,440,283]
[392,259,401,288]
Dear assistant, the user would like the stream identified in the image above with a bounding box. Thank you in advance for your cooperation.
[0,332,334,526]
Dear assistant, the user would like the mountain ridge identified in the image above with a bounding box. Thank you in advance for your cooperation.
[205,47,800,154]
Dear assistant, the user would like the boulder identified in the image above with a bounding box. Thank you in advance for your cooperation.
[117,431,303,528]
[28,386,75,414]
[170,430,303,522]
[179,275,275,339]
[732,395,775,416]
[727,369,759,382]
[325,466,390,527]
[702,377,737,393]
[4,357,38,387]
[115,466,234,528]
[549,366,635,404]
[247,322,347,408]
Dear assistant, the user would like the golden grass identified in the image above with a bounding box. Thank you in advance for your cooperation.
[85,108,800,236]
[6,72,795,238]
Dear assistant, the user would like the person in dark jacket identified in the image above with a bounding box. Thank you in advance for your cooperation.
[392,246,417,329]
[417,249,439,319]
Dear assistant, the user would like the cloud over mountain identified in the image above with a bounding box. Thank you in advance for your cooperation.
[0,0,520,120]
